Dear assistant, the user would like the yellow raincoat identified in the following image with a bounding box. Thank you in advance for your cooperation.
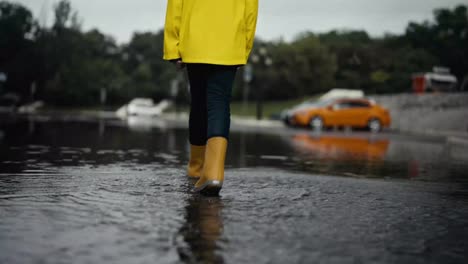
[163,0,259,65]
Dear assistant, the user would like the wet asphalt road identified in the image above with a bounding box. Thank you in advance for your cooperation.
[0,114,468,263]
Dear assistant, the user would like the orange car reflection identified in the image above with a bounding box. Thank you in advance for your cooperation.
[292,134,390,161]
[284,98,391,132]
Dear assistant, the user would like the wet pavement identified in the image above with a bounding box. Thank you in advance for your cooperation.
[1,113,468,263]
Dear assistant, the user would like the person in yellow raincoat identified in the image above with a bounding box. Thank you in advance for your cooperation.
[164,0,259,195]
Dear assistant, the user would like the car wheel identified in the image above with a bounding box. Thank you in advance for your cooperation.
[309,116,324,131]
[368,118,382,133]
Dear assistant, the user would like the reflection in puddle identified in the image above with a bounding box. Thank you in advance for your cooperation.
[126,116,169,132]
[279,133,393,179]
[178,194,224,263]
[291,133,389,161]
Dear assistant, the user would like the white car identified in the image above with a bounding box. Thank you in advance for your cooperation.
[116,98,172,118]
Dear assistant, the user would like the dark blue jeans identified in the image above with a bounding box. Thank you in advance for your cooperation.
[187,64,237,146]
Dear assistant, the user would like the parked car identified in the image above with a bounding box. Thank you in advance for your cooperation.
[116,98,172,118]
[283,98,391,132]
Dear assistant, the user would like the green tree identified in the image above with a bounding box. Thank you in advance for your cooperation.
[37,0,128,106]
[53,0,71,29]
[249,35,336,100]
[0,1,38,100]
[121,31,178,100]
[319,30,372,91]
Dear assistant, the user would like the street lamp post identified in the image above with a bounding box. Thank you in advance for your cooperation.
[242,64,253,116]
[0,72,7,93]
[251,46,273,120]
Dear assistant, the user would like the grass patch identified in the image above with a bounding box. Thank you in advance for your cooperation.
[166,97,314,119]
[230,98,306,118]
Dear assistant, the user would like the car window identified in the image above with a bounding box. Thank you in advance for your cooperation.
[316,100,333,107]
[333,102,352,110]
[292,99,332,111]
[349,101,370,108]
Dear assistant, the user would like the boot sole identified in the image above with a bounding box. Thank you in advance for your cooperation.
[193,180,223,196]
[200,185,222,196]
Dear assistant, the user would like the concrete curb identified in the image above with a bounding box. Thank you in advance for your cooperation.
[447,136,468,147]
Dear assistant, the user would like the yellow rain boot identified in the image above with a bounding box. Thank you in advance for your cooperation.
[194,137,228,196]
[187,145,206,178]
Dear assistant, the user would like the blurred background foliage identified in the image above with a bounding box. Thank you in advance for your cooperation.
[0,0,467,107]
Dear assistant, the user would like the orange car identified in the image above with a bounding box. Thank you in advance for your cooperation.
[283,98,391,132]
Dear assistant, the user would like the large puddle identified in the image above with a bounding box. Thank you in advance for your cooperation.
[1,114,467,182]
[1,114,468,263]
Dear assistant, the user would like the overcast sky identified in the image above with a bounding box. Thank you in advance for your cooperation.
[14,0,467,43]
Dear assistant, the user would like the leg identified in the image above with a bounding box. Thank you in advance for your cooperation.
[206,65,237,140]
[194,65,237,195]
[186,64,208,178]
[187,64,208,146]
